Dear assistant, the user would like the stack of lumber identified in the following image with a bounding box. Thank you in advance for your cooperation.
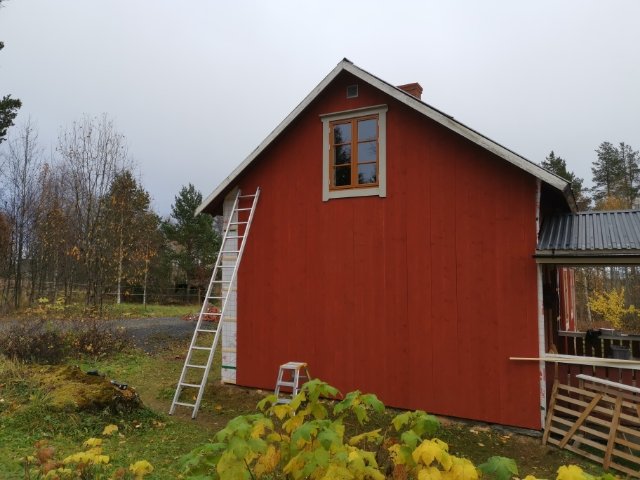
[543,374,640,478]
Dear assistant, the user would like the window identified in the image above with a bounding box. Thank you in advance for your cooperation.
[321,105,387,201]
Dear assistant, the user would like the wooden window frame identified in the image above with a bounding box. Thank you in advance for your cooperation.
[321,105,387,201]
[329,114,379,191]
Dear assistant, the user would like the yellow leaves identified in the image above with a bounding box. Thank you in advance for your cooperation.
[588,287,636,328]
[348,428,382,447]
[251,420,267,439]
[254,445,281,478]
[412,439,449,469]
[446,457,478,480]
[418,466,443,480]
[283,412,306,434]
[319,464,355,479]
[272,404,291,420]
[63,449,109,466]
[82,437,102,448]
[556,465,588,480]
[523,476,539,480]
[129,460,154,478]
[102,424,118,436]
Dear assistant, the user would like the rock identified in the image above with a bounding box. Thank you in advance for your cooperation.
[33,365,142,412]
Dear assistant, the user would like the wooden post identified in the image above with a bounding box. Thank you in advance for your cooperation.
[603,395,623,469]
[542,380,559,445]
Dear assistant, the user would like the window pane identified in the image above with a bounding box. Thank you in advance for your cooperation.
[358,119,377,141]
[333,123,352,143]
[334,145,351,165]
[334,166,351,186]
[358,164,377,184]
[357,141,377,163]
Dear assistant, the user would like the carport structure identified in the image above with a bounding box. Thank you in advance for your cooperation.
[533,209,640,399]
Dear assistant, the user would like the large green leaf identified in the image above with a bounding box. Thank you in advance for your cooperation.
[477,456,519,480]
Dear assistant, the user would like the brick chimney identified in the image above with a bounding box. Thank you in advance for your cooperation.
[397,82,423,100]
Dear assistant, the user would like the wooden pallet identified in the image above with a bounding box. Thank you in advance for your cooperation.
[543,375,640,478]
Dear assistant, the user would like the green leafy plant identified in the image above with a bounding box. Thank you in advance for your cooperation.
[180,379,618,480]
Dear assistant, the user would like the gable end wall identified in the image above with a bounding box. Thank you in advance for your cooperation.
[230,72,541,429]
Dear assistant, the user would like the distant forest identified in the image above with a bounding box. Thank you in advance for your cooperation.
[2,98,640,323]
[0,115,220,311]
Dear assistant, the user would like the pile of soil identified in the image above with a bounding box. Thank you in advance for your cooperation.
[33,365,142,412]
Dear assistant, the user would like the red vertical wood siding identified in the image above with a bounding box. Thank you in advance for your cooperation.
[233,72,541,429]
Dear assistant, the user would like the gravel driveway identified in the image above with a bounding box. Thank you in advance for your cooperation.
[109,317,196,351]
[0,316,197,353]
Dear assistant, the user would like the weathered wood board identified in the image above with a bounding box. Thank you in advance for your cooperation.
[543,377,640,478]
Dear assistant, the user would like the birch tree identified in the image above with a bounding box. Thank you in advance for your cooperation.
[57,114,129,305]
[1,120,42,307]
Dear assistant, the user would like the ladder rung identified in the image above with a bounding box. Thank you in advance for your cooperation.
[277,381,296,387]
[170,188,259,420]
[186,364,207,369]
[180,382,201,388]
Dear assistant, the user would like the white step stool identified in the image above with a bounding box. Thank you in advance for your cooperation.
[274,361,311,404]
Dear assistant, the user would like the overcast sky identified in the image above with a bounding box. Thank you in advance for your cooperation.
[1,1,639,214]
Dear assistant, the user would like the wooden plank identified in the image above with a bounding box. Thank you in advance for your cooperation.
[569,434,607,453]
[609,461,640,479]
[617,423,640,437]
[562,443,607,466]
[614,435,640,451]
[612,446,640,464]
[552,416,609,440]
[553,404,581,418]
[511,355,640,366]
[577,374,640,393]
[603,396,623,469]
[542,381,558,445]
[559,394,603,448]
[555,393,590,408]
[558,383,598,397]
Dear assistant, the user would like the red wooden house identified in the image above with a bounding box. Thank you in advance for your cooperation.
[197,59,580,430]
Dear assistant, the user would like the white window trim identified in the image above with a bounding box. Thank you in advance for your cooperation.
[320,104,387,201]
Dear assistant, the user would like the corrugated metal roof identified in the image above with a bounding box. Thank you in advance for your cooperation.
[537,210,640,253]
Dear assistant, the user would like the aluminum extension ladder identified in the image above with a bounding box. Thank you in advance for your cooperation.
[169,188,260,418]
[274,362,311,404]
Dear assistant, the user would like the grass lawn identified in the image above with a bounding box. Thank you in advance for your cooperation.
[0,301,200,322]
[104,302,201,319]
[0,341,263,479]
[0,333,608,479]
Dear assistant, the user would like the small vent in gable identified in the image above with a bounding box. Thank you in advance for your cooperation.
[346,84,358,98]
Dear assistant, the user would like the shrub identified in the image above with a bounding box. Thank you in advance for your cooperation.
[180,380,616,480]
[0,319,130,364]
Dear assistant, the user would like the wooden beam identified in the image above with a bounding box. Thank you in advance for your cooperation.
[604,396,623,469]
[559,394,602,448]
[542,380,559,445]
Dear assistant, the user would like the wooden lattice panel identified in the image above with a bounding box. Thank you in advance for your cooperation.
[543,377,640,478]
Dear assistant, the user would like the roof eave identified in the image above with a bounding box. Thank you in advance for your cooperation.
[196,59,353,215]
[197,59,572,215]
